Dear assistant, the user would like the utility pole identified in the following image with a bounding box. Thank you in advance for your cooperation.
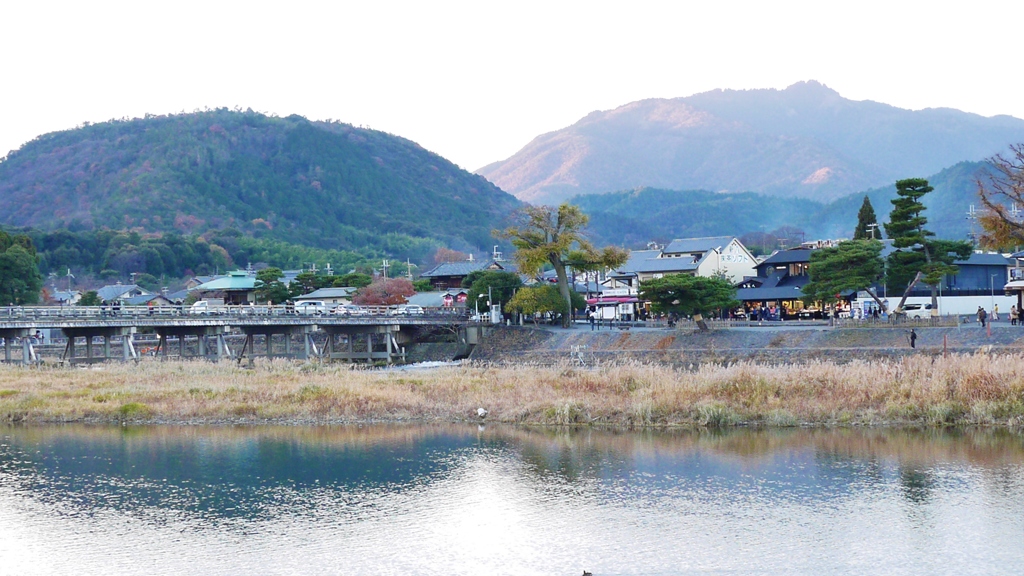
[381,259,390,279]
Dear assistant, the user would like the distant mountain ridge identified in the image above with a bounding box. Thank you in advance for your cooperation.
[0,110,522,260]
[480,81,1024,205]
[575,161,990,248]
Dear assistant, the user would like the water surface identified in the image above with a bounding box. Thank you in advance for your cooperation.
[1,424,1022,575]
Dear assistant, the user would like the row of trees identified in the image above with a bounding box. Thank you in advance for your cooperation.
[803,178,972,314]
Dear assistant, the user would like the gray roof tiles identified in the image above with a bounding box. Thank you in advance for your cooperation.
[663,236,735,255]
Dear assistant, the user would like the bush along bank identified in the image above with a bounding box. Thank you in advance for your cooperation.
[1,355,1023,428]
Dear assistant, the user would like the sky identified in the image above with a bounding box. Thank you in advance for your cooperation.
[3,1,1024,171]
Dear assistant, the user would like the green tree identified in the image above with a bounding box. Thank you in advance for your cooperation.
[78,290,102,306]
[852,196,880,240]
[802,240,887,311]
[496,204,627,328]
[0,243,43,305]
[884,178,972,315]
[639,274,738,331]
[412,279,433,292]
[333,272,373,289]
[506,284,585,326]
[466,271,523,313]
[255,267,291,304]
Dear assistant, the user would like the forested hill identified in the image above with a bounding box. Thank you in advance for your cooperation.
[575,161,989,248]
[0,110,521,259]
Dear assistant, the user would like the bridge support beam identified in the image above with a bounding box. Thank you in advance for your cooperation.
[235,325,317,365]
[321,325,405,364]
[1,329,32,364]
[153,326,227,361]
[60,327,135,365]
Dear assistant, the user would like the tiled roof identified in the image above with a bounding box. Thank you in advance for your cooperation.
[760,249,815,266]
[295,287,357,300]
[195,271,256,291]
[635,256,701,273]
[614,250,660,275]
[663,236,734,255]
[956,252,1010,266]
[96,284,145,302]
[420,260,506,278]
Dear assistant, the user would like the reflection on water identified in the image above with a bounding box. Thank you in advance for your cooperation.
[1,425,1023,575]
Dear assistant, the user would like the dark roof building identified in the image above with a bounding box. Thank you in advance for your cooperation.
[419,259,513,290]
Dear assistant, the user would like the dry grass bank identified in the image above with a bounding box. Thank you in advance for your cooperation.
[2,355,1024,427]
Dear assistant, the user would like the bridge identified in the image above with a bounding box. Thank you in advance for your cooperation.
[0,305,488,366]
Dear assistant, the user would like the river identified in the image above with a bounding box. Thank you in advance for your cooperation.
[1,424,1022,575]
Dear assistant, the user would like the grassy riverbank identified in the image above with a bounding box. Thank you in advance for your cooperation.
[2,355,1024,427]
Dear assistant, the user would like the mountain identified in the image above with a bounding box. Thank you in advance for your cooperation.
[0,109,521,259]
[576,162,991,248]
[480,81,1024,205]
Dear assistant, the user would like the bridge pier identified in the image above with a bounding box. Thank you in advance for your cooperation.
[235,325,317,365]
[153,326,227,361]
[1,328,36,364]
[61,327,135,365]
[322,325,405,364]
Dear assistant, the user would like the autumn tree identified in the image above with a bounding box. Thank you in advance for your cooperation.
[352,277,415,306]
[432,247,469,264]
[977,144,1024,249]
[496,204,627,328]
[852,196,880,240]
[639,274,738,331]
[884,178,972,315]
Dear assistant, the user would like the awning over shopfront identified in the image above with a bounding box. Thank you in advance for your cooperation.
[587,296,640,306]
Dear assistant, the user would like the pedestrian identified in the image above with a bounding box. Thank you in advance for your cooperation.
[909,328,917,349]
[993,303,1000,321]
[977,306,987,328]
[588,310,595,331]
[1012,305,1018,326]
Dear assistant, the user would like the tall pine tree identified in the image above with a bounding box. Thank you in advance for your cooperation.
[852,196,879,240]
[884,178,971,316]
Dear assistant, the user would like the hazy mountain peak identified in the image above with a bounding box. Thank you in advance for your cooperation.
[479,83,1024,205]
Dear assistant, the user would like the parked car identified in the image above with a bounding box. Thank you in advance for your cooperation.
[294,301,327,315]
[903,303,935,319]
[389,304,425,316]
[332,305,367,316]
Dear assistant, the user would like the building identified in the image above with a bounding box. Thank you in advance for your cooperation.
[609,236,757,287]
[735,248,816,317]
[193,271,257,305]
[96,283,152,304]
[292,287,358,307]
[419,259,514,291]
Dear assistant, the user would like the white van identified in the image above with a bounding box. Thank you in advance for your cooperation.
[903,303,935,319]
[294,301,327,315]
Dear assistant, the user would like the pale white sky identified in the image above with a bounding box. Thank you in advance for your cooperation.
[2,1,1022,171]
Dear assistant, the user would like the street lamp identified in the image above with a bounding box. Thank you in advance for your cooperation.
[991,273,1000,311]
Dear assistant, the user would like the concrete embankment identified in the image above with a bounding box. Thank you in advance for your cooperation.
[471,324,1024,365]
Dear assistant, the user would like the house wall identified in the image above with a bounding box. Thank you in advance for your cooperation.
[697,240,756,282]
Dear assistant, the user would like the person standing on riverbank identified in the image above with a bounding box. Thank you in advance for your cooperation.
[978,306,988,327]
[993,304,1000,321]
[909,329,917,349]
